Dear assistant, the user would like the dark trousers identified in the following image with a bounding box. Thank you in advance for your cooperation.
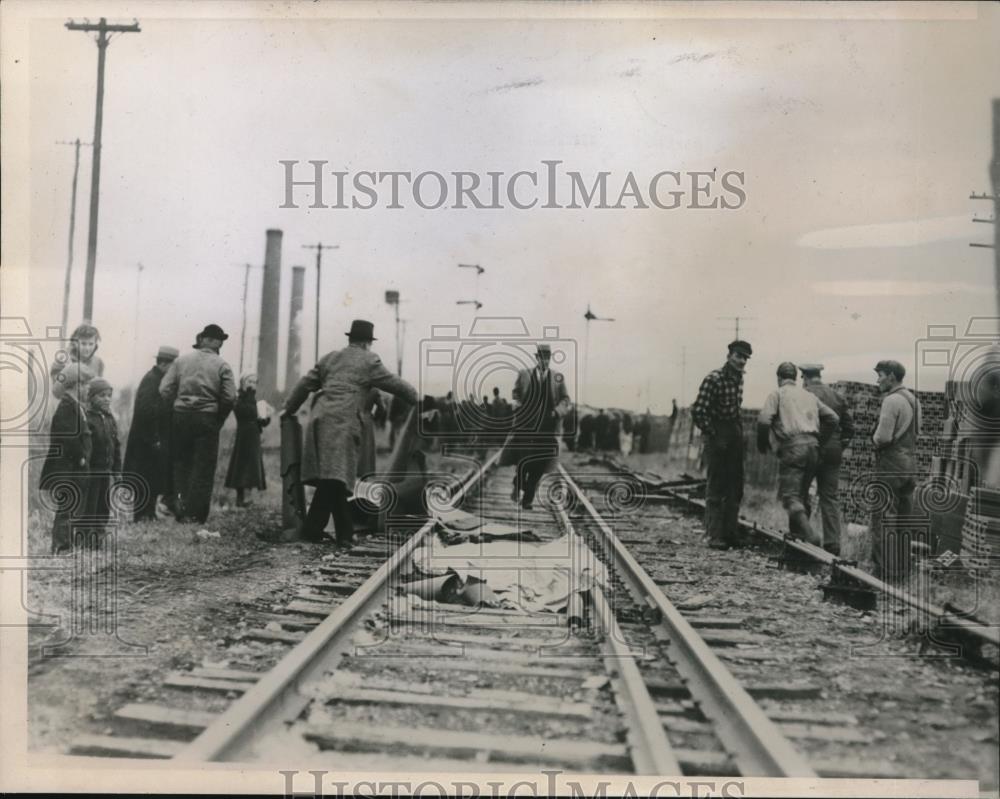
[513,456,549,507]
[777,435,820,545]
[814,439,843,553]
[45,473,85,553]
[703,427,744,543]
[870,472,916,581]
[303,479,354,542]
[172,411,221,524]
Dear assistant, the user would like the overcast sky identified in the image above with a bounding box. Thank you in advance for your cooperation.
[15,1,1000,409]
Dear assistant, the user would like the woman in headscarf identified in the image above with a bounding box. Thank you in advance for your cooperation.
[224,373,269,507]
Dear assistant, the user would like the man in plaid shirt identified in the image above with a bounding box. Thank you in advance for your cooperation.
[692,340,752,548]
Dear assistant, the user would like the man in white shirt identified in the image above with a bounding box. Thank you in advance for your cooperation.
[757,362,839,545]
[870,359,920,582]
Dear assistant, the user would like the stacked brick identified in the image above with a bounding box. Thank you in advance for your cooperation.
[961,487,1000,569]
[830,381,947,525]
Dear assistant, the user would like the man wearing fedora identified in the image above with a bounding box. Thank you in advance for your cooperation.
[505,343,572,511]
[160,324,237,524]
[282,320,418,546]
[124,345,179,521]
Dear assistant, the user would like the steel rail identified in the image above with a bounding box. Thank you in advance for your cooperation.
[176,449,501,762]
[559,465,818,778]
[551,501,682,775]
[607,458,1000,652]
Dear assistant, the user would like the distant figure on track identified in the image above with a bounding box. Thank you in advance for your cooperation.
[506,343,572,510]
[799,363,854,556]
[160,323,237,524]
[282,320,417,547]
[871,359,921,582]
[225,373,269,508]
[692,340,752,549]
[757,362,839,547]
[124,345,178,521]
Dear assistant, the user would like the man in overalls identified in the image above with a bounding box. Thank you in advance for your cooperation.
[871,359,921,582]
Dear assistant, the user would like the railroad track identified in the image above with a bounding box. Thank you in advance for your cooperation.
[596,454,1000,666]
[68,451,997,782]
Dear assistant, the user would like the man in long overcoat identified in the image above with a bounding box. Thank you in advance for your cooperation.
[124,345,178,520]
[282,320,417,545]
[505,343,572,510]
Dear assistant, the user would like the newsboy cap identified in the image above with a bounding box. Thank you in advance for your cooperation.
[156,345,179,361]
[776,361,798,379]
[798,363,824,374]
[874,360,906,382]
[728,339,753,357]
[87,377,113,398]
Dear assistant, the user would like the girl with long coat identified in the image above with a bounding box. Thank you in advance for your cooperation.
[225,374,269,507]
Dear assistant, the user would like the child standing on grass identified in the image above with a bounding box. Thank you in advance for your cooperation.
[41,364,95,554]
[225,373,269,508]
[51,323,105,400]
[84,378,122,548]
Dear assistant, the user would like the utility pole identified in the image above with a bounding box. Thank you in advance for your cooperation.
[303,242,339,362]
[457,264,485,322]
[681,346,686,408]
[236,263,263,376]
[65,17,141,322]
[717,315,756,340]
[385,290,403,376]
[57,139,91,335]
[583,303,615,408]
[131,262,143,382]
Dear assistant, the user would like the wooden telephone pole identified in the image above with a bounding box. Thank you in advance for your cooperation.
[303,242,339,362]
[65,17,141,321]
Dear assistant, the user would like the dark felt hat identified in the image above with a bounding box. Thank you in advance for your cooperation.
[346,320,376,341]
[196,323,229,342]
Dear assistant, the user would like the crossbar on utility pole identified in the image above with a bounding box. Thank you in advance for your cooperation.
[303,242,339,362]
[717,315,756,340]
[65,17,141,322]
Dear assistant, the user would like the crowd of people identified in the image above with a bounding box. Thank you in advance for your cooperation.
[41,320,922,577]
[41,322,271,553]
[692,338,918,582]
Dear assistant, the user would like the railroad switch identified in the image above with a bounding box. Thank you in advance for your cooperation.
[820,560,877,611]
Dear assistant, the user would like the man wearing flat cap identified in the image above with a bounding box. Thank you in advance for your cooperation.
[799,363,854,556]
[282,320,418,546]
[125,346,179,521]
[692,340,752,548]
[870,359,921,581]
[757,362,839,546]
[160,325,237,523]
[505,343,572,510]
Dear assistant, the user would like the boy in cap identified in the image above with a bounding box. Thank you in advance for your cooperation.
[799,363,854,556]
[124,345,179,520]
[84,378,122,545]
[692,339,752,548]
[40,363,96,553]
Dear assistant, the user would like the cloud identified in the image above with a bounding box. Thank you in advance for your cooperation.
[797,215,971,249]
[485,78,543,94]
[812,280,987,297]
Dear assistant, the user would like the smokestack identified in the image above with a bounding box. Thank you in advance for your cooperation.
[285,265,305,391]
[257,228,282,403]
